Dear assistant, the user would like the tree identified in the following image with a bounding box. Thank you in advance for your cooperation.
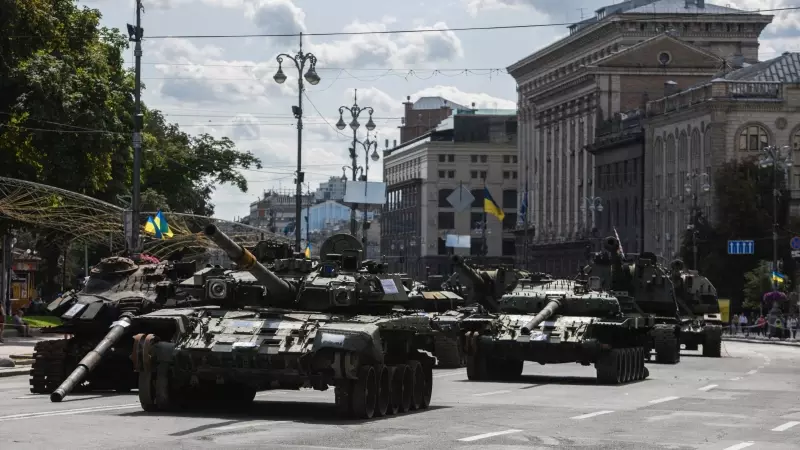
[742,260,788,310]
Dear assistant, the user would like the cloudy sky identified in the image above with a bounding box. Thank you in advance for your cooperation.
[77,0,800,220]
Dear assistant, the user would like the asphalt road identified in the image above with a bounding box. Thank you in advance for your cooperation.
[0,341,798,450]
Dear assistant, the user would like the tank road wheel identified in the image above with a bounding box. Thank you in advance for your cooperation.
[654,328,681,365]
[385,366,401,415]
[596,349,623,384]
[30,339,69,394]
[702,328,722,358]
[626,349,635,382]
[138,371,158,412]
[634,348,644,380]
[408,360,425,411]
[375,365,389,417]
[466,350,489,381]
[434,334,465,369]
[350,365,378,419]
[398,364,413,413]
[154,365,174,411]
[414,356,434,409]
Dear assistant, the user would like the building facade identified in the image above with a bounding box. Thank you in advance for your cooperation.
[586,109,646,254]
[314,176,346,202]
[248,189,315,233]
[644,52,800,260]
[383,111,519,277]
[508,0,772,276]
[399,96,471,144]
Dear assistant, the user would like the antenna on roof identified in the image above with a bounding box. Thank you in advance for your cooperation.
[577,7,587,20]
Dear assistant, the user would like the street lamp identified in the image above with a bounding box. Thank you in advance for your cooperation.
[684,171,711,270]
[273,32,320,254]
[355,136,380,248]
[759,145,792,291]
[584,197,603,248]
[337,89,376,237]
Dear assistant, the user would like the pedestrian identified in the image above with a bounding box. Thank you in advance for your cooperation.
[740,314,749,336]
[732,313,739,335]
[788,316,798,340]
[756,316,766,336]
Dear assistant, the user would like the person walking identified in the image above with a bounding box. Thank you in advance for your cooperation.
[739,314,749,337]
[788,315,798,340]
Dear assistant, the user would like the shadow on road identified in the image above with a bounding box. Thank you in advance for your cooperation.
[453,373,647,386]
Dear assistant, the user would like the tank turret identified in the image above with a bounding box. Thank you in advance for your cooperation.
[451,255,518,311]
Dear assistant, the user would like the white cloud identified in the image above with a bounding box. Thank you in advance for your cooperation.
[246,0,306,47]
[409,85,516,110]
[150,38,295,105]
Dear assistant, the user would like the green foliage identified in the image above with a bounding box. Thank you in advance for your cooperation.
[680,158,795,311]
[742,260,789,310]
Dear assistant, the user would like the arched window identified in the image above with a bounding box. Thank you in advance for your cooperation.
[690,129,701,179]
[678,131,688,192]
[666,134,676,196]
[738,124,769,151]
[654,137,663,198]
[703,125,712,177]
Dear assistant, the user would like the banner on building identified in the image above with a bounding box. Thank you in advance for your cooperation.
[445,234,471,248]
[718,298,730,323]
[343,181,386,205]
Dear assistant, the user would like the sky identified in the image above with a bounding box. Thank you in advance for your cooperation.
[76,0,800,221]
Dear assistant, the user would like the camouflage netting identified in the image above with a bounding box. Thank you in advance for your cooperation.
[0,176,288,259]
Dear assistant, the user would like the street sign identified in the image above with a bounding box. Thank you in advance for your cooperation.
[791,236,800,250]
[727,240,754,255]
[446,185,475,212]
[792,250,800,259]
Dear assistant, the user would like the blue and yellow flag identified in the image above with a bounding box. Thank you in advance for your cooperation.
[304,244,311,259]
[153,210,174,239]
[772,271,785,284]
[483,187,505,221]
[143,216,162,239]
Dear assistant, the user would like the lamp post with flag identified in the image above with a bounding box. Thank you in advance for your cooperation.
[482,180,505,261]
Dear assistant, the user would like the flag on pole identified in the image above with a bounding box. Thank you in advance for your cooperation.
[613,226,625,257]
[304,244,311,259]
[153,210,174,238]
[143,216,162,239]
[772,271,785,284]
[483,187,505,221]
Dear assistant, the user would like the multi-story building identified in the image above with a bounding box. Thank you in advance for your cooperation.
[382,109,519,277]
[585,108,646,255]
[644,51,800,261]
[399,96,471,144]
[248,189,315,233]
[508,0,772,276]
[314,176,346,202]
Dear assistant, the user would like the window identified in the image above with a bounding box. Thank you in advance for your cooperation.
[512,171,518,179]
[447,170,455,178]
[437,238,447,256]
[502,189,517,208]
[480,170,487,179]
[438,189,454,207]
[471,212,484,229]
[513,155,518,163]
[470,237,486,256]
[738,124,769,151]
[471,170,478,179]
[438,211,455,229]
[438,154,446,162]
[480,155,488,163]
[471,155,478,163]
[502,238,516,256]
[503,155,511,163]
[448,154,455,162]
[793,128,800,150]
[438,170,445,178]
[471,189,485,207]
[504,171,510,179]
[503,213,517,230]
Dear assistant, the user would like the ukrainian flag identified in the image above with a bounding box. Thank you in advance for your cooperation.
[153,210,174,239]
[143,216,162,239]
[304,244,311,259]
[483,187,505,221]
[772,271,785,284]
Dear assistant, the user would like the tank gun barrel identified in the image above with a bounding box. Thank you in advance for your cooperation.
[50,315,133,402]
[204,224,296,299]
[520,299,561,335]
[451,255,486,289]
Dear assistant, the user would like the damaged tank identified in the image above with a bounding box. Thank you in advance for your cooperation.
[454,255,654,384]
[129,225,436,419]
[33,255,196,400]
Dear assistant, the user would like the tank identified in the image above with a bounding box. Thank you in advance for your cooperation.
[32,256,197,401]
[127,225,436,420]
[453,255,654,384]
[668,261,723,357]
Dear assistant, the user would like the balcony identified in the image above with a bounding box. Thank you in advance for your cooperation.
[647,81,783,117]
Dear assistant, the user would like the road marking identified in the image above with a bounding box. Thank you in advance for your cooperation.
[730,377,742,381]
[698,384,717,392]
[746,370,757,375]
[722,442,754,450]
[571,410,614,420]
[649,396,680,404]
[0,403,140,421]
[457,429,522,442]
[215,420,289,432]
[772,421,800,432]
[473,390,511,397]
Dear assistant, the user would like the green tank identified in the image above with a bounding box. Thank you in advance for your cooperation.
[128,225,436,420]
[454,255,654,384]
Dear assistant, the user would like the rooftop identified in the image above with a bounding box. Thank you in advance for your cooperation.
[718,52,800,83]
[412,96,470,111]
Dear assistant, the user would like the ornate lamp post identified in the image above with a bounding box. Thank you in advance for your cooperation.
[336,89,376,237]
[584,196,604,250]
[273,32,320,253]
[684,171,710,270]
[355,136,380,249]
[759,145,792,291]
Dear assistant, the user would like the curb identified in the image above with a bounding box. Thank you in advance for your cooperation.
[0,368,29,378]
[722,337,800,347]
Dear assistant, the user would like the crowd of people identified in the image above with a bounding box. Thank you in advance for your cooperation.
[729,313,799,340]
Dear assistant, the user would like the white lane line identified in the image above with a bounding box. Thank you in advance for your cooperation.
[730,377,742,381]
[772,421,800,432]
[648,396,680,404]
[722,442,754,450]
[698,384,718,392]
[0,403,140,421]
[746,370,758,375]
[571,410,614,420]
[215,420,289,432]
[473,390,511,397]
[457,429,522,442]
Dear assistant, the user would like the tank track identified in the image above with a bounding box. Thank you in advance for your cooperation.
[30,339,70,394]
[651,324,681,364]
[701,324,722,358]
[433,333,465,369]
[595,347,649,384]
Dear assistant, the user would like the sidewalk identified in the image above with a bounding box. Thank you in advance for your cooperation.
[0,331,61,378]
[722,334,800,347]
